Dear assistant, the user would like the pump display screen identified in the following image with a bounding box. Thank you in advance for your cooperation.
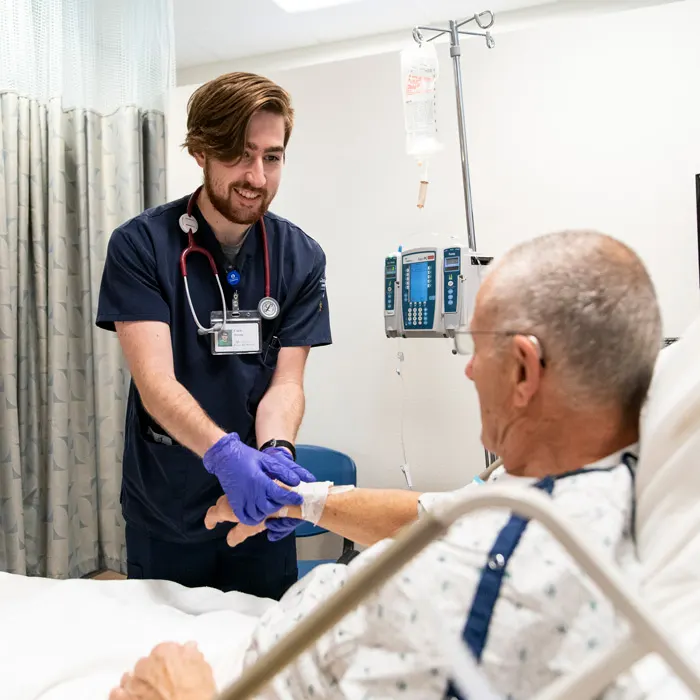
[410,262,429,303]
[444,256,460,270]
[386,264,396,275]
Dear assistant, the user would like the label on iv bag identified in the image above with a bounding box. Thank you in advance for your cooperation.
[401,43,442,157]
[405,100,435,133]
[404,60,437,128]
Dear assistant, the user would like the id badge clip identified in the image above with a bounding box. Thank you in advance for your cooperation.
[210,292,262,355]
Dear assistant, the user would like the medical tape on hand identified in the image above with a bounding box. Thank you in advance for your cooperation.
[290,482,355,525]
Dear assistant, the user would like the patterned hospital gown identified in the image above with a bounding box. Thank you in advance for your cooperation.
[242,447,640,699]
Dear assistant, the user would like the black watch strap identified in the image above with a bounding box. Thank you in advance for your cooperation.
[260,439,296,461]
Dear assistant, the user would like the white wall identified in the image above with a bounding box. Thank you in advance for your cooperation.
[167,1,700,494]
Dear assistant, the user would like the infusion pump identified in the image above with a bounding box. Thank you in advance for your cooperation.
[384,246,493,338]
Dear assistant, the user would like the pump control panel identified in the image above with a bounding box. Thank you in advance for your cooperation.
[401,249,438,333]
[384,245,492,339]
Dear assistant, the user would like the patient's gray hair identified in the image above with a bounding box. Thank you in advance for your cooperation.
[484,230,662,417]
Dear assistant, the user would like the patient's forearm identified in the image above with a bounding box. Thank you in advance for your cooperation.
[288,488,421,547]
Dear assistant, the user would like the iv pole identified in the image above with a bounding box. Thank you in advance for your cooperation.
[411,11,496,252]
[413,10,498,467]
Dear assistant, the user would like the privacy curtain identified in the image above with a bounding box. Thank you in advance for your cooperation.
[0,0,175,577]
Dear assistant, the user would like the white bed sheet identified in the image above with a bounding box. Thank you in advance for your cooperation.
[0,572,274,700]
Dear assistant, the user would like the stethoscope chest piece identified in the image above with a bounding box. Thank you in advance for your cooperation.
[258,296,280,320]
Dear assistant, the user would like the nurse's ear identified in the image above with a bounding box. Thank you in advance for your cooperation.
[192,151,206,168]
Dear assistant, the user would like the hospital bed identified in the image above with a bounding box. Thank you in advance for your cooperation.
[2,315,700,700]
[216,312,700,699]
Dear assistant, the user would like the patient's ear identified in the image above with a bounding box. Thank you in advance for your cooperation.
[512,335,542,408]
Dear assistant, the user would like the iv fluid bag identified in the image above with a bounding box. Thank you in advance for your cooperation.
[401,42,442,158]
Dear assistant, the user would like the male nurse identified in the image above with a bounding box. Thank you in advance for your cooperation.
[96,72,332,600]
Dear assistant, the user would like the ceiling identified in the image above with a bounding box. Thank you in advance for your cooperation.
[172,0,555,69]
[172,0,682,71]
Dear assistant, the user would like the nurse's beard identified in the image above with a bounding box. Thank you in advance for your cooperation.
[205,176,271,226]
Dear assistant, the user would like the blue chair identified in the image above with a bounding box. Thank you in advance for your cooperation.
[295,444,357,579]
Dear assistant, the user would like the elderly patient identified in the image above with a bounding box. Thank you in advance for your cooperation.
[111,230,660,700]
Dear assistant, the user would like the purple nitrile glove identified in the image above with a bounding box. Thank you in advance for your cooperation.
[203,433,303,526]
[260,449,311,542]
[265,516,304,542]
[261,447,316,484]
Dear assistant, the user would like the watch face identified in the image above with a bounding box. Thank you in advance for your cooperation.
[258,296,280,320]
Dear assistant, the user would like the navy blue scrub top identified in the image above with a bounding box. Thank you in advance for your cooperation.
[96,194,332,543]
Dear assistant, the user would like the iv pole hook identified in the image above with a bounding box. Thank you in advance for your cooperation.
[475,11,495,29]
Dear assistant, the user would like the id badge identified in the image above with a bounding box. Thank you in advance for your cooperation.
[210,309,262,355]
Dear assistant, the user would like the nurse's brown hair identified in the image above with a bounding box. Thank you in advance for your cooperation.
[182,72,294,162]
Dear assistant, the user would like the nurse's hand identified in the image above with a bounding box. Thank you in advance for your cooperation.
[265,516,304,542]
[109,641,216,700]
[203,433,303,525]
[261,446,316,484]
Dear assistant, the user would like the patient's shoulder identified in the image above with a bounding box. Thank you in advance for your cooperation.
[547,461,635,510]
[524,461,637,572]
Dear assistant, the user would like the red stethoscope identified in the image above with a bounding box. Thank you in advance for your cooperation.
[179,186,280,335]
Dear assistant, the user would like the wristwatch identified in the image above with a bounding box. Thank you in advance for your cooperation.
[260,439,296,461]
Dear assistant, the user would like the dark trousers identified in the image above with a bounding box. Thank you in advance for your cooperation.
[125,524,298,601]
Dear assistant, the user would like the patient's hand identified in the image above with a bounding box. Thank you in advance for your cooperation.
[205,494,270,546]
[109,642,216,700]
